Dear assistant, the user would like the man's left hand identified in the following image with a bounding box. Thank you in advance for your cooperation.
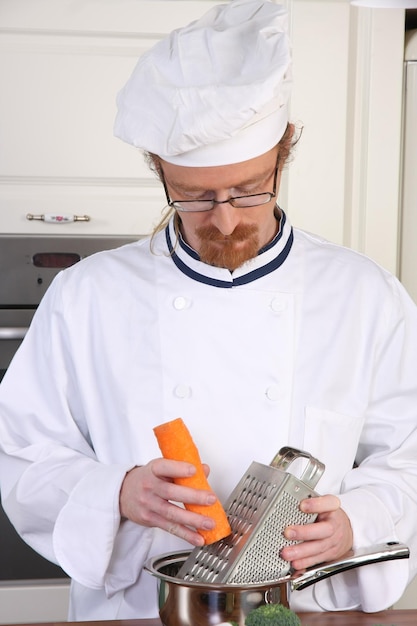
[280,494,353,571]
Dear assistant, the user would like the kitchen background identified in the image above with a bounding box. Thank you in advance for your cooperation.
[0,0,416,622]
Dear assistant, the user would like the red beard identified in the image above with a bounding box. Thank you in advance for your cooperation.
[195,223,260,271]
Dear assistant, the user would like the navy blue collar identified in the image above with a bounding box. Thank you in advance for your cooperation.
[164,210,294,288]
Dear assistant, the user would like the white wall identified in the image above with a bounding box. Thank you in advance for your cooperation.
[399,30,417,304]
[285,1,405,276]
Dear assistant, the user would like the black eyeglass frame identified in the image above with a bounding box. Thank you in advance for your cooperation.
[159,160,280,213]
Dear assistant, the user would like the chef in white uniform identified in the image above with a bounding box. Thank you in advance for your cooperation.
[1,0,417,620]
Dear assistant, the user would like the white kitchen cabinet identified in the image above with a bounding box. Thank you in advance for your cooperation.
[0,0,406,272]
[0,1,224,236]
[0,181,165,236]
[0,583,70,625]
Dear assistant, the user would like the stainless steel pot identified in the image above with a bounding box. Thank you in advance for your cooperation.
[145,542,409,626]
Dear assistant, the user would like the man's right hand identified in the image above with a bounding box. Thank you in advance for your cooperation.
[119,458,217,546]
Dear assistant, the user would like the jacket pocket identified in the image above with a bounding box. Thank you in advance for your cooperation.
[302,406,364,494]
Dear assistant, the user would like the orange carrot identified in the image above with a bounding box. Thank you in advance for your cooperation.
[153,417,232,544]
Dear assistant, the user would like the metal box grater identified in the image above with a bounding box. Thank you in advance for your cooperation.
[178,447,325,585]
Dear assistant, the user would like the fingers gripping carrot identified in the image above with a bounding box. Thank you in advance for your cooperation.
[153,417,232,544]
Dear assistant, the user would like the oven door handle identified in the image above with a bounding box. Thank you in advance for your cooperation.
[0,327,29,340]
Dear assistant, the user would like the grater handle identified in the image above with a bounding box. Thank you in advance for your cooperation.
[270,446,325,489]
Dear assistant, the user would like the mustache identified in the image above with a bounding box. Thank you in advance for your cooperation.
[195,223,258,242]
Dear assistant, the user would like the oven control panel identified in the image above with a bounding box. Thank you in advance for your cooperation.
[0,234,137,306]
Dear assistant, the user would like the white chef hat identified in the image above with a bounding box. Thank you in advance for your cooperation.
[114,0,292,166]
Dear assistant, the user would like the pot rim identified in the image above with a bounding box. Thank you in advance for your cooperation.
[144,549,293,591]
[145,542,410,593]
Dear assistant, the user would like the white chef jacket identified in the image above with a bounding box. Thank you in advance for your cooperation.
[1,211,417,619]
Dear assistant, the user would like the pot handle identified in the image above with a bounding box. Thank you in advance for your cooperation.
[291,541,409,591]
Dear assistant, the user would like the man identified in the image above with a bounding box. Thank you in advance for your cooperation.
[1,0,417,620]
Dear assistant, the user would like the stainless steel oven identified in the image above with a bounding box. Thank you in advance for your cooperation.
[0,234,136,582]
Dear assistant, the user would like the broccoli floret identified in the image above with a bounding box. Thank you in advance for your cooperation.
[245,603,301,626]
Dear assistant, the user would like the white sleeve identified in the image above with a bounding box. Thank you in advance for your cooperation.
[0,274,152,594]
[54,463,155,595]
[312,279,417,612]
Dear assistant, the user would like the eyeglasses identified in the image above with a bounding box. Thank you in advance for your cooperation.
[160,162,279,213]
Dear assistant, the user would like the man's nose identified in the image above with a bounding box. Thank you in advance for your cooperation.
[210,201,241,236]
